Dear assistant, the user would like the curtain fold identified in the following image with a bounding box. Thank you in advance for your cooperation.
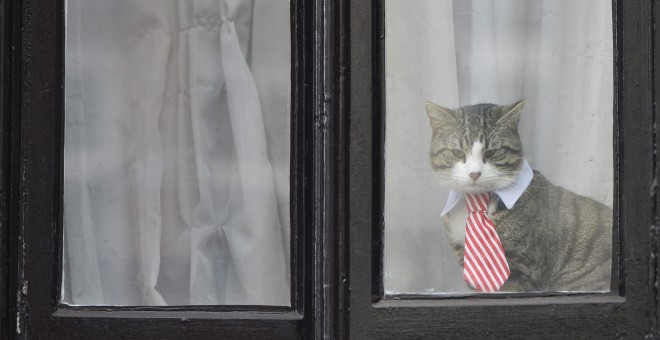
[384,0,613,294]
[221,18,289,305]
[63,0,290,306]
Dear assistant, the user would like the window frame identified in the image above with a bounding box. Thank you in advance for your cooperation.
[0,0,17,337]
[2,0,659,338]
[346,0,658,338]
[1,0,346,338]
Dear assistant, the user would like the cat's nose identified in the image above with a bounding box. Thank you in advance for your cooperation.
[469,172,481,182]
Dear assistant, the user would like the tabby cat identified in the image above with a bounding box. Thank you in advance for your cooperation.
[426,101,612,292]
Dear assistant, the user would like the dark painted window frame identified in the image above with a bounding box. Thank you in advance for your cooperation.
[0,0,658,339]
[346,0,659,338]
[0,0,346,338]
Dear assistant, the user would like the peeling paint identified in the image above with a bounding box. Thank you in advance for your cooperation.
[16,289,22,335]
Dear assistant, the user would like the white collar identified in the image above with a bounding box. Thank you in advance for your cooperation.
[440,159,534,216]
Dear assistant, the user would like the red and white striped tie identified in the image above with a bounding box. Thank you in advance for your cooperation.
[463,193,510,292]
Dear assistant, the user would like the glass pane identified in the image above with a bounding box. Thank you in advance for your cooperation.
[384,0,613,295]
[62,0,291,306]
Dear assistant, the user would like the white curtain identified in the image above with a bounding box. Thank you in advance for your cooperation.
[63,0,291,306]
[384,0,613,294]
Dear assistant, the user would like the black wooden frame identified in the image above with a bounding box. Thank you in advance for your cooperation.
[2,0,659,338]
[0,0,19,338]
[0,0,347,338]
[347,0,658,338]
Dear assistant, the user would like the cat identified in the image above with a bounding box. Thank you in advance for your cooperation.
[426,100,612,292]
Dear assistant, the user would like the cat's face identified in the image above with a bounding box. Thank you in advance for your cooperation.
[426,101,524,193]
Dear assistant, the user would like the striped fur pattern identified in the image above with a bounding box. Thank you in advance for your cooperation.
[427,102,524,194]
[426,101,612,292]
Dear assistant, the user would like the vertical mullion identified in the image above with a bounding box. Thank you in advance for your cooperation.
[0,0,20,337]
[372,0,385,303]
[335,0,350,337]
[18,0,61,336]
[618,0,655,336]
[652,0,660,334]
[7,0,22,335]
[311,0,325,336]
[311,0,348,337]
[347,0,375,338]
[0,1,6,334]
[313,0,337,337]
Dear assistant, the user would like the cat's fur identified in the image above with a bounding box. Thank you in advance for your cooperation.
[426,101,612,292]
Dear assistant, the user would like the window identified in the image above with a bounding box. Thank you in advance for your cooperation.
[384,1,614,295]
[2,0,314,337]
[347,0,656,338]
[62,0,292,307]
[1,0,657,338]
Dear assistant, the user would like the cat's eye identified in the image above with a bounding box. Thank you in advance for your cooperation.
[450,149,465,160]
[482,149,496,161]
[483,148,505,162]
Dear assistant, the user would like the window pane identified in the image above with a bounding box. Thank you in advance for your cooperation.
[384,0,613,295]
[62,0,291,306]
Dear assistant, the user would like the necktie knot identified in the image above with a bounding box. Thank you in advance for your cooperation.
[465,192,490,213]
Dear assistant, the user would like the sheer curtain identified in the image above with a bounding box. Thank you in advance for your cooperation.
[63,0,291,306]
[384,0,613,294]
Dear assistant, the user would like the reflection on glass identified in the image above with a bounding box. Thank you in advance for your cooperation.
[384,0,613,294]
[63,0,291,306]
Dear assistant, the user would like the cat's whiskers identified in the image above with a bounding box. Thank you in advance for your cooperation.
[410,171,457,189]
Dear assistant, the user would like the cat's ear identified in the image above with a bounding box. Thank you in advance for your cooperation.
[426,102,457,127]
[497,100,524,129]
